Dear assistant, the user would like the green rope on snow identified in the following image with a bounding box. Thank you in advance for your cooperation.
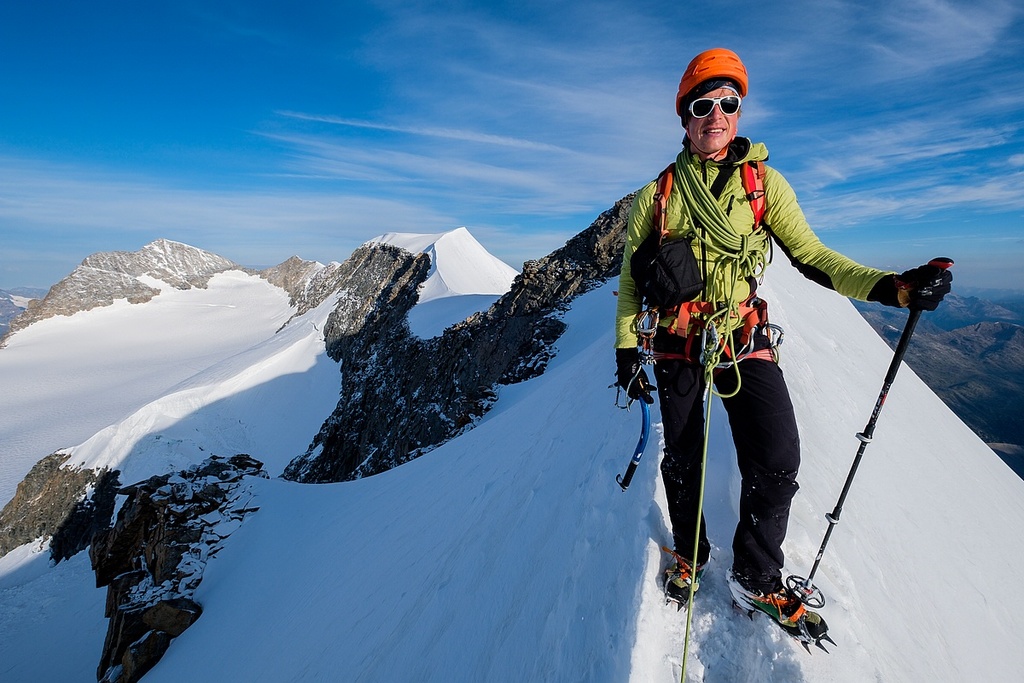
[679,379,714,683]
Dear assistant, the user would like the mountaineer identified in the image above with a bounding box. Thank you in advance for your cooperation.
[614,47,952,642]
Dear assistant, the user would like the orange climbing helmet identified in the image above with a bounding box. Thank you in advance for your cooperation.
[675,48,749,116]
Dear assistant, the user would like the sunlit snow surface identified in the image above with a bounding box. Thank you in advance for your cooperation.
[0,271,302,505]
[2,243,1023,682]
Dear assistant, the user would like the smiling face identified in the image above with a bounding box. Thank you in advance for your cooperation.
[684,86,741,161]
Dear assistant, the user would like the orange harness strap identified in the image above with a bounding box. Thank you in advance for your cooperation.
[655,295,772,365]
[653,347,775,364]
[741,159,766,229]
[666,296,768,344]
[653,164,675,243]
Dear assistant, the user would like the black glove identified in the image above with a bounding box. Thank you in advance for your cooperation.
[616,347,655,404]
[895,261,953,311]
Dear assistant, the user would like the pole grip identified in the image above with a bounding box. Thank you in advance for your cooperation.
[884,257,953,380]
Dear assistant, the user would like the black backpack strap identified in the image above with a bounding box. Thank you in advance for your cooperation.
[709,164,737,200]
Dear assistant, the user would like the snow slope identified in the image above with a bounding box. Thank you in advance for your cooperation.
[3,246,1024,682]
[61,288,343,486]
[0,270,344,683]
[0,271,301,507]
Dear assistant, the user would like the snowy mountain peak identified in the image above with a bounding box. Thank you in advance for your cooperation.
[80,238,239,288]
[1,239,243,344]
[366,227,519,303]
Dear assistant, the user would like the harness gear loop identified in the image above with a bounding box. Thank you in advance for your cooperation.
[635,308,659,365]
[660,294,775,364]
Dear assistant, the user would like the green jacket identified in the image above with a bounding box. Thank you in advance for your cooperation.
[615,138,892,349]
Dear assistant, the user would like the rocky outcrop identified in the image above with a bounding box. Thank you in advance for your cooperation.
[0,451,119,562]
[90,455,266,683]
[284,194,633,483]
[260,256,359,328]
[1,239,242,345]
[260,256,326,309]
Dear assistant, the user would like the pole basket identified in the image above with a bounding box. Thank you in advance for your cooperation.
[785,575,826,609]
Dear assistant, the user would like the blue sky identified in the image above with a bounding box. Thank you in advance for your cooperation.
[1,0,1022,293]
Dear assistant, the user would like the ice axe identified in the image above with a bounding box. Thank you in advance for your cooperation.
[788,257,954,607]
[616,309,658,492]
[616,398,651,491]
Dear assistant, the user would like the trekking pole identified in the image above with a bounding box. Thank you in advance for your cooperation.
[616,398,651,491]
[788,257,953,606]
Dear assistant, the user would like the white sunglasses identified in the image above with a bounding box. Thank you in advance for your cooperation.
[688,95,742,118]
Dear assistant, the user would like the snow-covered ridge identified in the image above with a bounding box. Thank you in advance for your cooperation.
[366,227,519,338]
[0,229,516,506]
[130,260,1024,681]
[0,269,333,508]
[368,226,519,302]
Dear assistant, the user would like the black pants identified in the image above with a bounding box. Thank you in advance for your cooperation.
[653,330,800,593]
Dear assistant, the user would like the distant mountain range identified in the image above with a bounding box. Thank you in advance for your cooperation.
[6,241,1023,484]
[853,293,1024,478]
[0,287,47,336]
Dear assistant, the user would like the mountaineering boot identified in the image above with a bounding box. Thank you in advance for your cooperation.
[661,547,705,608]
[727,570,834,652]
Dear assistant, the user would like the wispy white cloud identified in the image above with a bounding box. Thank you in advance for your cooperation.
[274,138,574,206]
[790,117,1018,189]
[0,156,461,272]
[278,111,576,154]
[804,172,1024,228]
[3,0,1023,290]
[740,0,1021,91]
[862,0,1018,77]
